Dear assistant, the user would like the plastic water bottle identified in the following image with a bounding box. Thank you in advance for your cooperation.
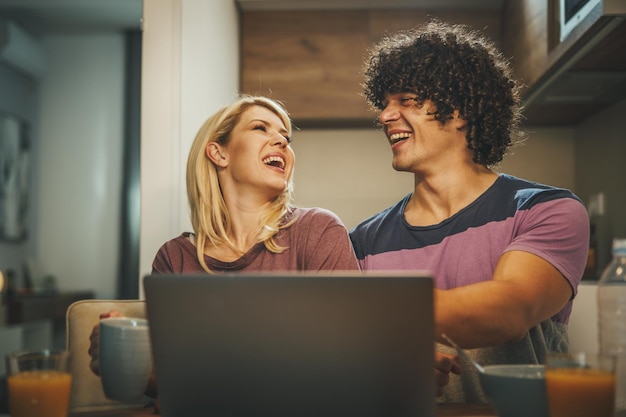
[598,237,626,415]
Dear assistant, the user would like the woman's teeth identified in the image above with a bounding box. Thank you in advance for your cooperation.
[263,156,285,169]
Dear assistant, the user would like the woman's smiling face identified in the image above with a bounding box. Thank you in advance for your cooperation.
[217,105,295,198]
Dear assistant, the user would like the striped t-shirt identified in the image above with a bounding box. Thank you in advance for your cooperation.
[350,173,590,402]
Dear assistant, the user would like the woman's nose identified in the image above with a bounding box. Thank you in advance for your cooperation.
[272,133,288,146]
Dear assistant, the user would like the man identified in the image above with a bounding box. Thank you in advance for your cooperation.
[350,20,589,402]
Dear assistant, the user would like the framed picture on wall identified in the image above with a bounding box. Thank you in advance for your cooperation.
[0,112,30,242]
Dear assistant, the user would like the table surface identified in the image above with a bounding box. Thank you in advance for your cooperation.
[66,403,497,417]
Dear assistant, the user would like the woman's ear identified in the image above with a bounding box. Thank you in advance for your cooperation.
[206,142,228,167]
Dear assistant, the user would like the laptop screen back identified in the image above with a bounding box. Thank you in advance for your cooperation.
[144,272,435,417]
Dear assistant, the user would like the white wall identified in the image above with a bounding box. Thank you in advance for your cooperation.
[568,282,599,353]
[291,126,576,230]
[575,98,626,269]
[139,0,240,293]
[290,129,414,230]
[499,127,576,190]
[36,34,124,299]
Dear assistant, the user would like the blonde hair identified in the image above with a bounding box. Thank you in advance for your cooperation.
[186,95,295,273]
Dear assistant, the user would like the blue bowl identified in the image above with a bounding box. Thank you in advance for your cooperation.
[479,364,549,417]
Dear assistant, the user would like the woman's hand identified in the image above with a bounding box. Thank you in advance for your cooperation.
[435,351,462,397]
[88,310,159,401]
[88,310,124,376]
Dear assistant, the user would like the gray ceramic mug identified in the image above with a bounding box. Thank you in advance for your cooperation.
[99,317,152,402]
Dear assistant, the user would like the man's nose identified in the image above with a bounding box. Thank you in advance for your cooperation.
[379,103,400,125]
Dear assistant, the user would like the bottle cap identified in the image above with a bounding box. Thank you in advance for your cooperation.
[612,238,626,255]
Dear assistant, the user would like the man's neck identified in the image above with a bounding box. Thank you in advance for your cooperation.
[405,167,498,227]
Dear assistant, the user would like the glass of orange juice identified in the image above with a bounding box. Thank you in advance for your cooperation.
[545,351,616,417]
[6,350,72,417]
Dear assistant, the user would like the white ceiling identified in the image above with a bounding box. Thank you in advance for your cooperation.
[0,0,504,35]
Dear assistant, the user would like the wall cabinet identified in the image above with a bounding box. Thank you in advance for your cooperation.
[242,11,374,127]
[241,3,626,127]
[502,0,626,126]
[241,10,500,127]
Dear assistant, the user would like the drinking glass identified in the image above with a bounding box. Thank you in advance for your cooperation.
[545,351,616,417]
[6,349,72,417]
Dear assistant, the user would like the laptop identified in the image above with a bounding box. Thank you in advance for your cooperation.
[143,271,435,417]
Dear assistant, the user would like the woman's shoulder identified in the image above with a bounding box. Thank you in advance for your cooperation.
[158,232,194,252]
[152,232,202,274]
[289,207,346,227]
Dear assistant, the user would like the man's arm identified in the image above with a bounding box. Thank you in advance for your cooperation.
[434,249,573,348]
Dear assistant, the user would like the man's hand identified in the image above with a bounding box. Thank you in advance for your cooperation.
[435,351,462,397]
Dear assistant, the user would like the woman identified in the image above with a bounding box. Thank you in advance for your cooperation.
[151,94,360,273]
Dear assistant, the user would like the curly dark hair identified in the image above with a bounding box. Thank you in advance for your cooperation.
[363,20,524,166]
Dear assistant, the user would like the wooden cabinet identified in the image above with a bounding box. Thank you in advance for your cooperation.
[502,0,626,126]
[501,0,552,95]
[241,10,501,127]
[241,11,374,127]
[241,3,626,127]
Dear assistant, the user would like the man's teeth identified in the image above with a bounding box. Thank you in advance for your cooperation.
[263,156,285,169]
[389,132,411,142]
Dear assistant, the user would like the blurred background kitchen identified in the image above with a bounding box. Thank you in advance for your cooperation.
[0,0,625,351]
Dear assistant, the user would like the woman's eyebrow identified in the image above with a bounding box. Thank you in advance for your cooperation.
[250,118,289,135]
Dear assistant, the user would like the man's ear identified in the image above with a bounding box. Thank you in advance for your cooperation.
[452,110,468,130]
[206,142,228,167]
